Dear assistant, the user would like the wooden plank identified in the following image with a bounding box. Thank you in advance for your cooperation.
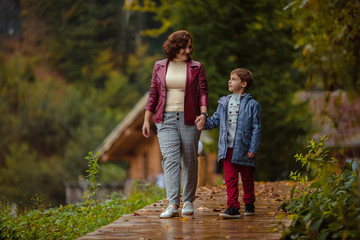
[77,181,292,239]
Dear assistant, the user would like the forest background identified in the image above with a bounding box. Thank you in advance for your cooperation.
[0,0,359,206]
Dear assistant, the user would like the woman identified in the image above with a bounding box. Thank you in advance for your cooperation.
[142,30,208,218]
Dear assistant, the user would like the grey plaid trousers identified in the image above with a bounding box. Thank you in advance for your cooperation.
[155,112,200,206]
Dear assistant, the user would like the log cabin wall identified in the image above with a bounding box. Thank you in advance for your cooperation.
[128,137,162,180]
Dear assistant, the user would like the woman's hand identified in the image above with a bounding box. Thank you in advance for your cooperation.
[195,115,206,130]
[142,110,153,138]
[142,121,151,138]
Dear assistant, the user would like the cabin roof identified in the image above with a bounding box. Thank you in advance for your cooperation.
[95,93,153,162]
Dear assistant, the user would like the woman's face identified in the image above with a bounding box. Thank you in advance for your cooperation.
[175,39,192,62]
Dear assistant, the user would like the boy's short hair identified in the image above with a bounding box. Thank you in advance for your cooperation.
[231,68,253,91]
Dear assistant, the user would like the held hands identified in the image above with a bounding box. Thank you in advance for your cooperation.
[195,115,206,130]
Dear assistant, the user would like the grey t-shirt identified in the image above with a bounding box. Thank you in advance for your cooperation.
[227,94,244,147]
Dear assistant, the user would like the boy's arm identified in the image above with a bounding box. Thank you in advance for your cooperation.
[204,104,222,130]
[249,102,261,154]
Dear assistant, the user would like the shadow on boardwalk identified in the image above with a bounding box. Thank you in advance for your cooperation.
[78,181,292,240]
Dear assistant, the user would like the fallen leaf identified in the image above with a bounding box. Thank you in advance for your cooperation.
[181,217,188,221]
[197,206,211,211]
[248,225,255,229]
[165,224,170,229]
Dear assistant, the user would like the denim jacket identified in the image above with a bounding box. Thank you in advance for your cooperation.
[205,93,261,167]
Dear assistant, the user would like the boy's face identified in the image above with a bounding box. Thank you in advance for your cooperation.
[228,73,247,94]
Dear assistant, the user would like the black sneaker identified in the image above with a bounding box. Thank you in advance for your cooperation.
[219,206,241,219]
[244,203,255,216]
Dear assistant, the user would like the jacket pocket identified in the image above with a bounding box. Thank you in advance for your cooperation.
[242,130,251,147]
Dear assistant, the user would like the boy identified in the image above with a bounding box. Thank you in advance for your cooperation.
[196,68,261,218]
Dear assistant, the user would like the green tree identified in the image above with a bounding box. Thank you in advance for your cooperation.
[1,0,159,205]
[20,0,121,84]
[285,0,360,203]
[285,0,360,92]
[0,143,65,206]
[20,0,159,87]
[0,50,140,204]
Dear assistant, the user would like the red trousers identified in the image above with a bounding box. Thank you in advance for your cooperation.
[223,148,255,209]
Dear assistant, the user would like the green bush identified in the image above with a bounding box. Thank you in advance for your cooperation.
[0,152,166,239]
[0,183,165,239]
[279,136,360,240]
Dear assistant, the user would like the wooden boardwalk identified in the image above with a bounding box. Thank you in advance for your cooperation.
[78,181,291,240]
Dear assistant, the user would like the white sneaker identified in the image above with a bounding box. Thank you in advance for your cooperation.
[181,201,194,216]
[160,205,179,218]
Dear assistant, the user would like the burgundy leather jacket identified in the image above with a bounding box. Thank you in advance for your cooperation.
[145,58,208,125]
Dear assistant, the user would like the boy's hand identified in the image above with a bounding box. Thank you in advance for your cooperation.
[195,115,206,130]
[196,121,204,130]
[247,152,256,159]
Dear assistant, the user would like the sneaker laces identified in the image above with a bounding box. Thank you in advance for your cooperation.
[183,202,192,208]
[166,205,177,212]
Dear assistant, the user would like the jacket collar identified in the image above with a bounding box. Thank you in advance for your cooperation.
[157,58,196,67]
[219,93,252,107]
[156,58,199,89]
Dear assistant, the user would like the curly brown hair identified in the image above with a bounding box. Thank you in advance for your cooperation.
[231,68,254,91]
[162,30,193,61]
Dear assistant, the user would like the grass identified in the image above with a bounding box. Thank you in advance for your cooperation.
[0,151,166,240]
[0,181,166,240]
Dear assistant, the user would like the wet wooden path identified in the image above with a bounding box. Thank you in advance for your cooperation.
[78,181,292,240]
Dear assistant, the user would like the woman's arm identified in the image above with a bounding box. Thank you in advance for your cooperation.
[195,63,208,130]
[145,63,160,113]
[143,63,158,138]
[142,110,154,138]
[198,64,208,108]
